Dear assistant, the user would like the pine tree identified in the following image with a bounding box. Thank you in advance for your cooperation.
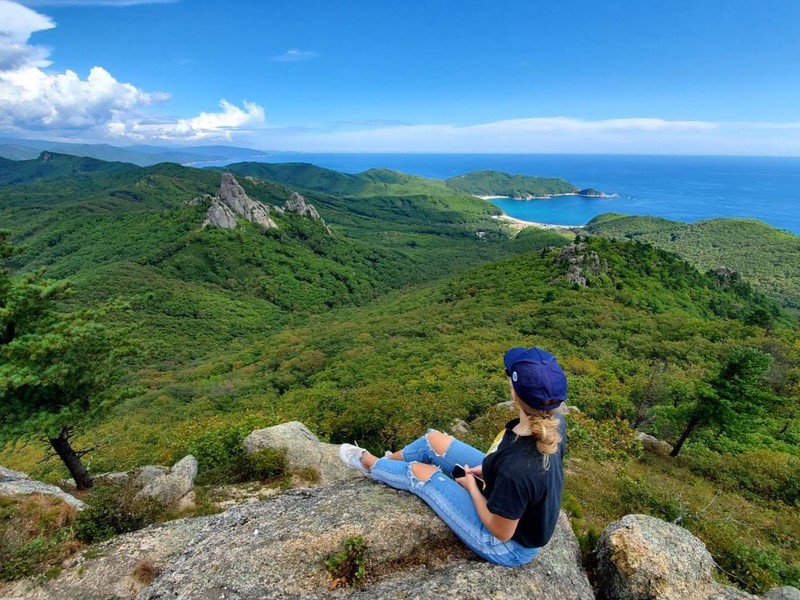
[0,232,129,489]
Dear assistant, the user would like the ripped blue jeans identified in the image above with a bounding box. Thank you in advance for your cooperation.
[369,430,540,567]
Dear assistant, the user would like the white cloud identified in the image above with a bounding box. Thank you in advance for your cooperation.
[0,65,167,130]
[0,0,265,142]
[0,0,54,70]
[271,49,318,62]
[106,99,265,141]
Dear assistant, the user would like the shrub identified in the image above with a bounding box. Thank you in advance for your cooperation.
[566,412,642,462]
[231,447,288,483]
[685,448,800,505]
[618,475,683,523]
[719,538,800,593]
[325,535,368,589]
[74,484,164,544]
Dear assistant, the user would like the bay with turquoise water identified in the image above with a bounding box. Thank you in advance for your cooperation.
[209,154,800,235]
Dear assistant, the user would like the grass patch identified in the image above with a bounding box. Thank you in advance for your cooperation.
[0,494,80,581]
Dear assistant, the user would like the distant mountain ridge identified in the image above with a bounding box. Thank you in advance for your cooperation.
[0,151,139,186]
[0,136,271,167]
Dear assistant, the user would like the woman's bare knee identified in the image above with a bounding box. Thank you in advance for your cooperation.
[410,462,439,482]
[426,430,453,456]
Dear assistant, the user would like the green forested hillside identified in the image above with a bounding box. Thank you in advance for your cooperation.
[445,169,580,197]
[0,157,559,362]
[1,157,798,593]
[586,213,800,310]
[0,152,139,186]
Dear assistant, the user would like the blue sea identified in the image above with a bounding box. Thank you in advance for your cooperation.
[206,153,800,235]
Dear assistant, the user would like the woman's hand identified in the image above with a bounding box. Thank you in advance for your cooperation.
[466,464,483,477]
[455,465,479,492]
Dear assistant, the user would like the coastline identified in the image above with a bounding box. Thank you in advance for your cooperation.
[492,214,584,231]
[476,192,618,200]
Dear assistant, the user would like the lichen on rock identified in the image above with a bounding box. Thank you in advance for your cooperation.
[594,514,757,600]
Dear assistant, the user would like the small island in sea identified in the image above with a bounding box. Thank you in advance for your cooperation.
[445,169,615,199]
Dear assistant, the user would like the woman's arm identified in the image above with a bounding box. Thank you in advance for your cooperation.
[456,469,519,543]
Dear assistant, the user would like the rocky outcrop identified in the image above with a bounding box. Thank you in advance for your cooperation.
[283,191,332,233]
[0,464,85,510]
[199,173,277,230]
[218,173,277,229]
[2,463,791,600]
[1,478,589,600]
[140,483,591,600]
[244,421,359,485]
[636,432,674,456]
[284,191,321,219]
[135,455,197,506]
[203,197,238,229]
[594,514,757,600]
[195,176,332,233]
[555,243,604,287]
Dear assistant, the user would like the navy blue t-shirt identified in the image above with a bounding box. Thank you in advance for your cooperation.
[480,414,566,548]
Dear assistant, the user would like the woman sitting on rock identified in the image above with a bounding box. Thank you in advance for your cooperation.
[340,347,567,567]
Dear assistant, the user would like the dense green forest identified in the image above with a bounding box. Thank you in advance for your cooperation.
[1,155,798,592]
[445,169,586,197]
[587,213,800,311]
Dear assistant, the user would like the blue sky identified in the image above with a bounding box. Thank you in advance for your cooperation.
[2,0,800,154]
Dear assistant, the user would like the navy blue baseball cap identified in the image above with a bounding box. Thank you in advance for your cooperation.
[504,347,567,410]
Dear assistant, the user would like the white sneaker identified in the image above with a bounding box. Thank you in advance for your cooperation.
[339,443,370,475]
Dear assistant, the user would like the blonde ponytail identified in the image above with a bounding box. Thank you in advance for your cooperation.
[511,393,563,470]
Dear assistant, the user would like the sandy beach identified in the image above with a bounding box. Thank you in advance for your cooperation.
[492,214,583,231]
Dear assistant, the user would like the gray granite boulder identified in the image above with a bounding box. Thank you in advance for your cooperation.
[137,479,593,600]
[763,588,800,600]
[1,479,592,600]
[134,465,169,488]
[0,464,85,510]
[244,421,359,485]
[135,456,197,505]
[636,432,674,456]
[449,418,470,436]
[0,465,30,481]
[594,514,756,600]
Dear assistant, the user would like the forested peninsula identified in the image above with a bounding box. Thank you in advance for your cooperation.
[445,169,614,199]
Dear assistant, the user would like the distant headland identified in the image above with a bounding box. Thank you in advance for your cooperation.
[445,169,616,199]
